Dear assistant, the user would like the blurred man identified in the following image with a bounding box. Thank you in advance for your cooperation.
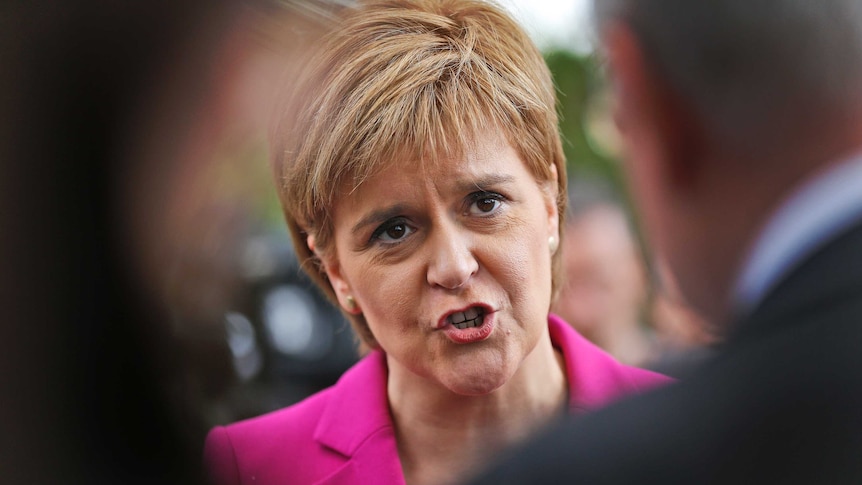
[553,182,653,366]
[472,1,862,483]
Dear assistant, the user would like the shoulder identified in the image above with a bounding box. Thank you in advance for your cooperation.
[204,352,391,485]
[207,387,332,451]
[548,314,672,412]
[203,387,337,485]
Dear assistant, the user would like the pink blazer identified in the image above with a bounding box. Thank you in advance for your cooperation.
[204,314,671,485]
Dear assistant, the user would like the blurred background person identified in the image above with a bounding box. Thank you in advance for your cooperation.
[552,179,653,367]
[553,179,715,375]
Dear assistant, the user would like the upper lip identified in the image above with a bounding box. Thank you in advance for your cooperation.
[435,303,495,329]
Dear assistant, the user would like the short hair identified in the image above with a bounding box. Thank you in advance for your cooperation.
[592,0,862,153]
[273,0,567,349]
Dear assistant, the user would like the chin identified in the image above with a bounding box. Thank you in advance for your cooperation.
[446,380,505,397]
[441,362,514,396]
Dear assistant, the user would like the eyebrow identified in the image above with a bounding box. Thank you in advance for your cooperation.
[455,173,517,192]
[351,204,409,234]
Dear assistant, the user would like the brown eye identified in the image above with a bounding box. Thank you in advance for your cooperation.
[385,224,407,240]
[476,198,498,213]
[371,219,414,245]
[468,192,504,215]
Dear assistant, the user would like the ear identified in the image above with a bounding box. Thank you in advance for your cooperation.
[546,163,561,245]
[603,21,704,191]
[310,236,363,315]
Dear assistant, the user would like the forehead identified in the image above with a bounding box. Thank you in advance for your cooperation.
[338,135,532,204]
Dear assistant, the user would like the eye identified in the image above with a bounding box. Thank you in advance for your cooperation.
[371,218,414,244]
[475,197,499,213]
[467,192,505,216]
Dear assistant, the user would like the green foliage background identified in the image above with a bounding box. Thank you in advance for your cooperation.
[544,49,623,191]
[544,49,654,275]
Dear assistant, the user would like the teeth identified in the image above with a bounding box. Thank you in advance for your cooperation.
[450,308,485,330]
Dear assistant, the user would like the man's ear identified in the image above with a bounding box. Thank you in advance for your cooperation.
[603,21,704,191]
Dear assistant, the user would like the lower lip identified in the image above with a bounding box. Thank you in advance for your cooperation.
[441,312,495,344]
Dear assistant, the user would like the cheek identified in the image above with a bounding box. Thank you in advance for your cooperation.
[350,261,422,343]
[493,217,553,315]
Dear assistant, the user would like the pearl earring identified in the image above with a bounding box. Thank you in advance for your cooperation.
[549,235,559,253]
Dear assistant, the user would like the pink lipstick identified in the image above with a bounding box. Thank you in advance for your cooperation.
[439,305,495,344]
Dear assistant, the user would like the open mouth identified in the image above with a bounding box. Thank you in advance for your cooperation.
[448,306,485,329]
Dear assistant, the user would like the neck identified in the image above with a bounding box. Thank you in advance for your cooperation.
[386,332,567,485]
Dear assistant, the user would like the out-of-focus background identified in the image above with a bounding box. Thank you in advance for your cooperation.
[1,1,716,483]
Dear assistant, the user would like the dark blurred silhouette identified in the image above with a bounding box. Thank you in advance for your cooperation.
[471,0,862,483]
[0,1,325,483]
[1,1,224,482]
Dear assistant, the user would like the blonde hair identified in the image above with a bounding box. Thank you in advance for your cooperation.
[273,0,566,350]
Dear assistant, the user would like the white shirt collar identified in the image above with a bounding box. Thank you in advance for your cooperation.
[731,151,862,316]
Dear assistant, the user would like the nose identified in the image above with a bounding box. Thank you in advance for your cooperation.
[426,223,478,290]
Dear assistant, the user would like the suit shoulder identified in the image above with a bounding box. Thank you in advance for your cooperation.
[212,387,333,449]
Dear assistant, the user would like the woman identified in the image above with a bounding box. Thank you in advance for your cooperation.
[204,1,670,484]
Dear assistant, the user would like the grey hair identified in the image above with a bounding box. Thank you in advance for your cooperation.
[592,0,862,152]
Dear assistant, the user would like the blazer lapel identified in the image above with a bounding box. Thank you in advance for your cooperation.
[312,461,361,485]
[313,351,406,485]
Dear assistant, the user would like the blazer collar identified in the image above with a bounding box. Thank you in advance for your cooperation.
[548,313,644,413]
[312,351,406,485]
[733,220,862,344]
[313,351,394,457]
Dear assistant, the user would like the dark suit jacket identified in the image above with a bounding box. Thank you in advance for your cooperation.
[471,221,862,484]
